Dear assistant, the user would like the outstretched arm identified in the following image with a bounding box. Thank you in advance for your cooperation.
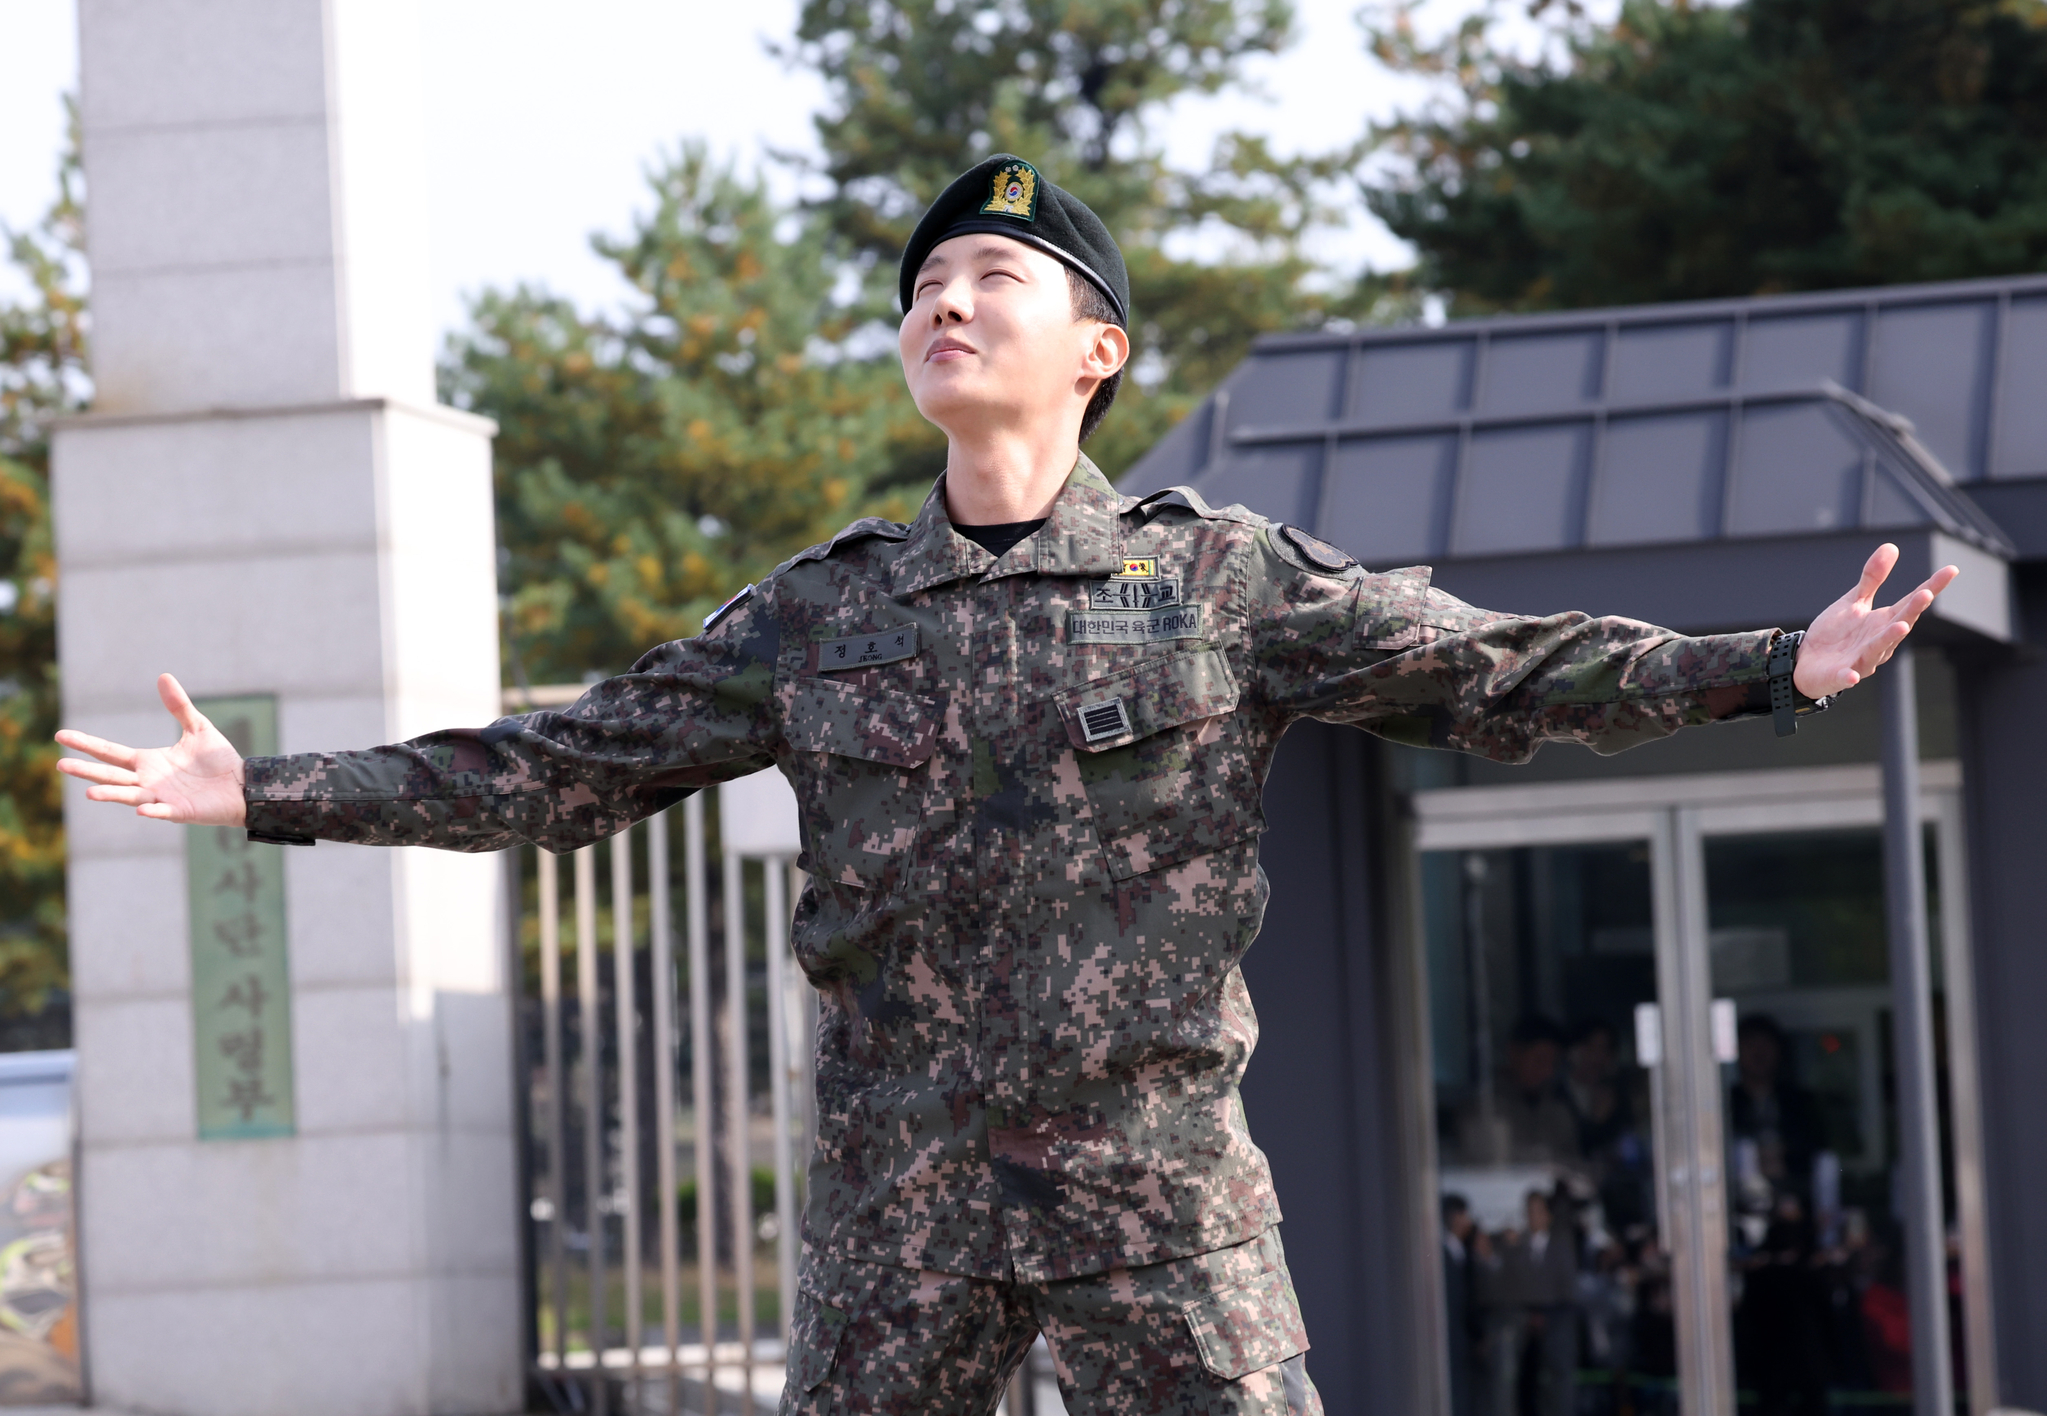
[54,590,787,853]
[56,673,248,827]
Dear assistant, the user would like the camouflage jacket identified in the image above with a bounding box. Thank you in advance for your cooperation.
[244,456,1787,1283]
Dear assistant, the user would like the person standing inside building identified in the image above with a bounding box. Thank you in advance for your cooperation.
[55,155,1956,1416]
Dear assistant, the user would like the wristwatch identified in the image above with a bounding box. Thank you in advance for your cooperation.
[1768,630,1834,737]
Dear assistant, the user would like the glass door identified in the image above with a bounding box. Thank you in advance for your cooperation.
[1413,769,1986,1416]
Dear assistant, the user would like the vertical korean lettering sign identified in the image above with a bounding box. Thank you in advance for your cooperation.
[187,696,295,1139]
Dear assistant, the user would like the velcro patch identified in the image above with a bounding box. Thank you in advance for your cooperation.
[1087,578,1179,611]
[1067,606,1204,645]
[817,625,919,670]
[1076,696,1133,744]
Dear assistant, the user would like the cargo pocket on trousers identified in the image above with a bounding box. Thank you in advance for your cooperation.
[789,1282,857,1392]
[1183,1268,1310,1379]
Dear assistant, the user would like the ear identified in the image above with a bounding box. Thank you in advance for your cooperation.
[1081,321,1130,380]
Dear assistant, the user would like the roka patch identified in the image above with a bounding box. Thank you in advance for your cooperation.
[1067,605,1203,645]
[817,624,919,670]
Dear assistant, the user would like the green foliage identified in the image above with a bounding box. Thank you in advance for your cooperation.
[785,0,1380,474]
[449,4,1383,682]
[1363,0,2047,312]
[0,117,85,1018]
[444,149,934,682]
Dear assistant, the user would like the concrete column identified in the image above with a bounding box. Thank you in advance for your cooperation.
[52,3,519,1413]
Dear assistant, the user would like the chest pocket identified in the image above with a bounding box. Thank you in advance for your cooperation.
[1052,647,1253,880]
[782,677,941,888]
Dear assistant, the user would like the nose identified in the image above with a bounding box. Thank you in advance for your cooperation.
[928,274,970,326]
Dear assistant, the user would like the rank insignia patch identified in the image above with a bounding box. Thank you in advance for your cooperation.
[981,160,1040,221]
[1088,577,1179,611]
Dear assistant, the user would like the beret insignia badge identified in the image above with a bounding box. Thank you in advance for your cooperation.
[981,160,1039,221]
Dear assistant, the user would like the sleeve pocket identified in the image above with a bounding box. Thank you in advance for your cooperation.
[784,677,940,767]
[1184,1269,1311,1380]
[1356,566,1432,651]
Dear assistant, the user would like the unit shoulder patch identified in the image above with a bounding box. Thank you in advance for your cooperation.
[1271,524,1359,577]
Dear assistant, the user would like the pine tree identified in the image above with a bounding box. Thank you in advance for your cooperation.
[0,121,86,1026]
[783,0,1378,476]
[1363,0,2047,312]
[443,147,933,683]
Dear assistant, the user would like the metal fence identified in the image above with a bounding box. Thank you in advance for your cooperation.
[514,774,1061,1415]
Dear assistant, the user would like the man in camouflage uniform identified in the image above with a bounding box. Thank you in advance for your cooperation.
[58,156,1955,1415]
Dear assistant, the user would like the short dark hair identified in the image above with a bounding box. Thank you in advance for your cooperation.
[1067,264,1124,443]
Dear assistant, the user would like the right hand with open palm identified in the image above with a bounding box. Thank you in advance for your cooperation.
[56,673,248,828]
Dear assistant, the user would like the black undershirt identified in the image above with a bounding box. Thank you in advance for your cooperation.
[954,517,1048,560]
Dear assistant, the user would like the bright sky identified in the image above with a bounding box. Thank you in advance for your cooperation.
[0,0,1589,334]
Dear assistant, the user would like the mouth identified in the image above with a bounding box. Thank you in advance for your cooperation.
[925,338,976,364]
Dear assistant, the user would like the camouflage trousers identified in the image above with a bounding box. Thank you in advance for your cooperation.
[780,1227,1321,1416]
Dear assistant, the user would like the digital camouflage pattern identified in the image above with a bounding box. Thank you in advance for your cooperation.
[244,456,1782,1288]
[784,1228,1318,1414]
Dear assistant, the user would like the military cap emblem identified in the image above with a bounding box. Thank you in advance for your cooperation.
[980,160,1040,221]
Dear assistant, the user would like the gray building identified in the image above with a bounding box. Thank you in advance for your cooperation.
[1121,274,2047,1416]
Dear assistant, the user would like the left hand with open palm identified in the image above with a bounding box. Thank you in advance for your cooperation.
[1793,543,1959,699]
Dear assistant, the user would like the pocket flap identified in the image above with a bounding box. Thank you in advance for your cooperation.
[1357,566,1432,651]
[1184,1269,1310,1380]
[783,678,940,768]
[1053,647,1238,753]
[790,1281,856,1391]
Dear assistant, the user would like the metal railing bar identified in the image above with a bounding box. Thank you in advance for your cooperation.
[574,845,609,1416]
[763,856,796,1343]
[611,828,643,1406]
[685,794,718,1413]
[648,811,682,1416]
[793,864,817,1223]
[539,848,568,1369]
[723,848,756,1403]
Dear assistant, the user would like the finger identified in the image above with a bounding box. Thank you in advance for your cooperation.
[52,729,140,770]
[137,802,180,821]
[56,758,140,788]
[1852,543,1899,607]
[158,673,210,740]
[85,784,158,807]
[1890,564,1959,616]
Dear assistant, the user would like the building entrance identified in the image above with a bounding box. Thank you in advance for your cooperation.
[1413,765,1988,1416]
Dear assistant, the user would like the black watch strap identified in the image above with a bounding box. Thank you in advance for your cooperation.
[1768,630,1833,737]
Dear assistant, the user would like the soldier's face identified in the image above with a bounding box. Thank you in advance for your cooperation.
[900,233,1126,443]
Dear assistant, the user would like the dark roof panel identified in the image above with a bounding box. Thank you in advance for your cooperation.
[1325,435,1454,565]
[1610,323,1733,402]
[1120,272,2038,583]
[1454,424,1590,556]
[1589,411,1726,547]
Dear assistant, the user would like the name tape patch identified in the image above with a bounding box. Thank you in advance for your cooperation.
[1087,577,1179,611]
[1067,606,1204,645]
[818,624,919,670]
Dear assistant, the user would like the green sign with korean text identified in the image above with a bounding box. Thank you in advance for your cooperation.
[187,696,295,1140]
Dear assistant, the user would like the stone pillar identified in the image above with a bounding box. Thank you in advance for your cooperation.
[51,3,519,1413]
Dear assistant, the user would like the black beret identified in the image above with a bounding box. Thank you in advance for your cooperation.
[898,155,1129,325]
